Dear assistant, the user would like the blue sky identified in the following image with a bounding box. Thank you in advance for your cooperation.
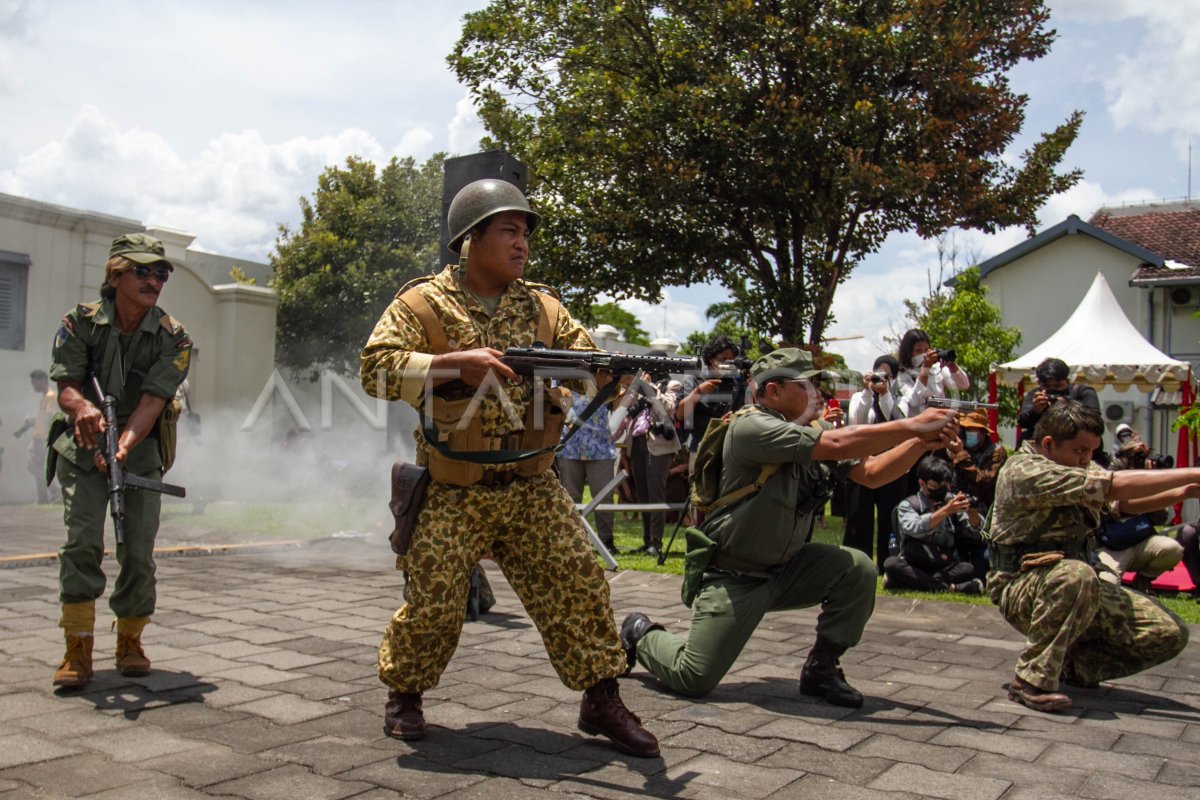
[1,0,1197,370]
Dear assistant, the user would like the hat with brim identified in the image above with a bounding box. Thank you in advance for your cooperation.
[109,233,179,271]
[960,409,994,433]
[750,347,824,385]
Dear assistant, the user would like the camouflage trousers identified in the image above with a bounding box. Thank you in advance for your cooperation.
[379,471,626,693]
[999,558,1189,691]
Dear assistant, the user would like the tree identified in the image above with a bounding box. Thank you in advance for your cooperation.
[272,155,445,377]
[451,1,1082,346]
[902,265,1023,422]
[587,301,651,345]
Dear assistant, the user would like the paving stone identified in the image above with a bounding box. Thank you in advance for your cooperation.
[241,649,333,670]
[0,732,81,768]
[143,743,276,787]
[205,764,372,799]
[959,751,1090,794]
[745,717,872,752]
[83,725,207,761]
[258,735,394,776]
[1039,741,1165,780]
[756,741,895,786]
[228,694,342,724]
[1079,771,1200,800]
[660,753,804,798]
[849,733,974,772]
[191,716,324,754]
[867,761,1010,800]
[927,726,1049,761]
[79,775,218,799]
[336,757,487,798]
[770,773,928,800]
[0,690,75,720]
[660,724,787,763]
[0,753,153,794]
[211,664,308,686]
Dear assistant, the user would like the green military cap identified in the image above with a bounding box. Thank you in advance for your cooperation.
[109,233,179,271]
[750,347,825,384]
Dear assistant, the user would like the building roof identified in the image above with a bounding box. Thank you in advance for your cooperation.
[1089,201,1200,285]
[973,214,1163,281]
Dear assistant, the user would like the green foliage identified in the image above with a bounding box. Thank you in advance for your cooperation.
[451,1,1082,345]
[228,266,257,286]
[271,155,445,377]
[903,266,1023,422]
[585,301,651,345]
[679,302,771,360]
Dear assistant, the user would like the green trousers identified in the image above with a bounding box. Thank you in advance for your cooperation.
[999,558,1188,691]
[637,542,877,696]
[58,455,161,619]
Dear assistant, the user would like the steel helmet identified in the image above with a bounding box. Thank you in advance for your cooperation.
[447,178,542,253]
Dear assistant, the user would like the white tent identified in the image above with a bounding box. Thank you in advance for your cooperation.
[993,271,1194,391]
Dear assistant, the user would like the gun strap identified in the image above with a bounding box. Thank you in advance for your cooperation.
[420,379,619,465]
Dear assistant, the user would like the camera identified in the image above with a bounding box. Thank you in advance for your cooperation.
[869,371,888,385]
[1148,453,1174,470]
[649,419,677,441]
[938,347,957,364]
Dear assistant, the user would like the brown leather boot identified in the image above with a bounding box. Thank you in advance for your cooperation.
[115,617,151,677]
[384,691,425,740]
[578,678,659,758]
[52,635,94,688]
[1008,675,1072,712]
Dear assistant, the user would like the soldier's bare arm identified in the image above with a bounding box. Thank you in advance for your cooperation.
[1107,467,1200,502]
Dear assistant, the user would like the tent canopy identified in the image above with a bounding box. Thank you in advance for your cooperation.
[993,271,1195,391]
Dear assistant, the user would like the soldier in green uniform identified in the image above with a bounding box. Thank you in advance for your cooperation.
[49,233,191,688]
[621,349,959,707]
[989,401,1193,712]
[360,179,658,757]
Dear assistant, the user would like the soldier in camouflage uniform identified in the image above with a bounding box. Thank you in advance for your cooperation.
[988,401,1192,712]
[360,179,658,758]
[48,233,192,689]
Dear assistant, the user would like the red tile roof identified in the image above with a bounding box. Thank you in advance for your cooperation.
[1090,204,1200,267]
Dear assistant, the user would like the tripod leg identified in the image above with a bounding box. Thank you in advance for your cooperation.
[659,496,692,566]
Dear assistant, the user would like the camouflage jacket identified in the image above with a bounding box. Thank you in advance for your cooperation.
[360,265,595,458]
[987,441,1112,593]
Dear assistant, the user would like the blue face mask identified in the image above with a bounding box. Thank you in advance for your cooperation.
[964,431,983,449]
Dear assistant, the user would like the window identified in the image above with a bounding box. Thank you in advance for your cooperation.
[0,250,30,351]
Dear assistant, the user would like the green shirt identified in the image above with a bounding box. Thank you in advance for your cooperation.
[703,405,856,570]
[48,299,191,473]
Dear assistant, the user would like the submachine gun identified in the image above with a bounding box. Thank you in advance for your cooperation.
[91,377,186,545]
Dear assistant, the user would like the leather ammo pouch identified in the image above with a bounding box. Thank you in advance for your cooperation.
[423,385,571,486]
[157,396,183,474]
[389,461,431,555]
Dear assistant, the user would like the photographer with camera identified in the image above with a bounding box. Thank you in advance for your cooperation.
[613,351,682,556]
[1017,358,1100,444]
[883,455,984,594]
[675,336,744,471]
[843,355,908,568]
[1094,425,1183,591]
[895,329,970,418]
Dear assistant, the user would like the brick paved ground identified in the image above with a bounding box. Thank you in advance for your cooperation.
[2,514,1199,798]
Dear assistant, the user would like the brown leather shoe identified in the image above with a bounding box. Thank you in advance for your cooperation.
[1007,675,1072,712]
[578,678,659,758]
[384,691,425,740]
[115,634,151,677]
[53,635,94,688]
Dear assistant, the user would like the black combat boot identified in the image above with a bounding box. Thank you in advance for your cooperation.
[578,678,660,758]
[384,690,426,740]
[619,612,665,675]
[799,635,864,708]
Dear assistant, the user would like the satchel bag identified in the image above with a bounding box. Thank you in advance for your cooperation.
[389,462,431,556]
[900,537,955,574]
[1097,514,1157,551]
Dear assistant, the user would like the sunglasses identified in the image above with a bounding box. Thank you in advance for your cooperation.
[131,264,171,283]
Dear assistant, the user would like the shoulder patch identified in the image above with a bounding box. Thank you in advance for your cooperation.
[79,302,101,318]
[394,275,434,300]
[53,321,71,351]
[159,313,184,335]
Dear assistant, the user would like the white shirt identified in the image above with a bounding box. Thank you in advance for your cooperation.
[848,387,899,424]
[895,364,970,417]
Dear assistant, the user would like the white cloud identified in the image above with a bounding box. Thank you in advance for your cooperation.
[1094,5,1200,146]
[0,0,35,93]
[591,290,707,345]
[0,105,432,259]
[447,93,487,154]
[1047,0,1142,21]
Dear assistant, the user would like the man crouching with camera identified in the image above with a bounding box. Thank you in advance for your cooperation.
[619,349,957,707]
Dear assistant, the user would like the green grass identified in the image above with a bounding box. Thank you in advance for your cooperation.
[159,498,382,540]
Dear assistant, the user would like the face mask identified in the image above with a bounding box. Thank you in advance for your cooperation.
[964,431,982,449]
[926,486,949,503]
[912,352,926,368]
